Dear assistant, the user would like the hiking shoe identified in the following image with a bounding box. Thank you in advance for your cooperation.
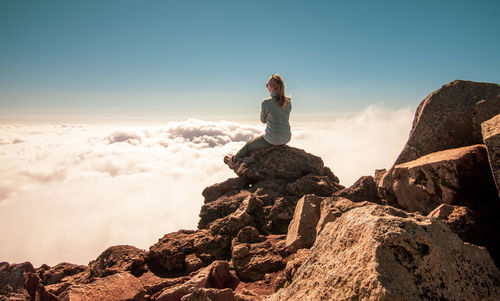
[224,155,236,168]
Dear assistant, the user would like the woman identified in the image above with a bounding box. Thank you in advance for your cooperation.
[224,74,292,165]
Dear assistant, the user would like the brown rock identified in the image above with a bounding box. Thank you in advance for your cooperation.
[315,197,371,237]
[36,262,86,285]
[88,245,147,278]
[0,261,58,301]
[148,229,231,277]
[285,194,323,253]
[285,174,343,197]
[58,272,146,301]
[202,177,248,204]
[181,288,235,301]
[225,145,339,183]
[231,235,285,282]
[262,196,298,234]
[274,248,311,291]
[334,175,384,204]
[148,229,201,276]
[235,226,266,244]
[392,144,497,214]
[156,261,239,301]
[381,81,500,195]
[482,113,500,195]
[198,190,251,230]
[208,196,261,237]
[394,80,500,166]
[428,204,480,244]
[185,254,205,274]
[268,205,500,300]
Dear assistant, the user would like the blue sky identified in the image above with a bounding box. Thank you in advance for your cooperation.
[1,0,499,122]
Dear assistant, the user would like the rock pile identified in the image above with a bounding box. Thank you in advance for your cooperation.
[1,79,500,300]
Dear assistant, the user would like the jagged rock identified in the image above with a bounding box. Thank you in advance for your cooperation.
[315,197,371,237]
[392,144,497,214]
[428,204,481,244]
[249,179,290,202]
[268,205,500,300]
[202,177,249,204]
[482,113,500,195]
[225,145,339,183]
[235,226,266,244]
[274,248,310,291]
[148,229,203,276]
[262,197,297,234]
[285,174,343,196]
[36,262,86,285]
[148,230,231,277]
[155,261,239,301]
[198,190,252,230]
[335,175,383,204]
[185,254,205,274]
[231,234,286,282]
[181,288,235,301]
[0,261,58,301]
[57,271,166,301]
[209,196,262,237]
[285,194,323,253]
[88,245,147,279]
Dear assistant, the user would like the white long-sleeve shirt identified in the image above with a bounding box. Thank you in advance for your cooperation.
[260,91,292,145]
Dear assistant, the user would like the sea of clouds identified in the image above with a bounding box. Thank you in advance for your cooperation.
[0,105,413,267]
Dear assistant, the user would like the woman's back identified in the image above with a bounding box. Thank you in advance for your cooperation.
[261,93,292,145]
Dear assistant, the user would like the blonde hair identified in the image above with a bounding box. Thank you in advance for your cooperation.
[268,74,290,108]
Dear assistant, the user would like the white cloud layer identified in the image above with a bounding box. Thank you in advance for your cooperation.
[0,106,413,267]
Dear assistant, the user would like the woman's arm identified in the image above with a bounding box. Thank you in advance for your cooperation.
[260,100,268,123]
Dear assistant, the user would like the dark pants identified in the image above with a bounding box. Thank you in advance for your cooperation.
[234,135,273,161]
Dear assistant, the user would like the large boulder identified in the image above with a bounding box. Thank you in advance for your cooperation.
[88,245,147,278]
[285,194,323,253]
[428,204,481,245]
[381,80,500,192]
[284,174,343,197]
[482,113,500,195]
[155,261,239,301]
[0,262,59,301]
[36,262,86,285]
[148,230,229,277]
[268,205,500,300]
[392,144,497,214]
[315,197,372,237]
[198,190,252,230]
[394,81,500,165]
[58,272,149,301]
[334,175,384,204]
[231,230,286,282]
[202,177,249,204]
[225,145,339,183]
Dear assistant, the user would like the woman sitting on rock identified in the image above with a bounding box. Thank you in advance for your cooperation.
[225,74,292,165]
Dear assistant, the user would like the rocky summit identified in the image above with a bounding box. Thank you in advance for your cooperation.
[2,79,500,300]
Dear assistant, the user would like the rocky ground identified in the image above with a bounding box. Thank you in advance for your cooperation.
[2,79,500,300]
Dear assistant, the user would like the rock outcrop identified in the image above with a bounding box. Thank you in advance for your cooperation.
[88,245,147,278]
[0,262,59,301]
[3,80,500,301]
[482,113,500,195]
[392,80,500,166]
[381,80,500,196]
[392,144,497,214]
[268,205,500,300]
[227,145,339,183]
[285,194,323,253]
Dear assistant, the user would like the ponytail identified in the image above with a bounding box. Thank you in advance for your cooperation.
[269,74,290,108]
